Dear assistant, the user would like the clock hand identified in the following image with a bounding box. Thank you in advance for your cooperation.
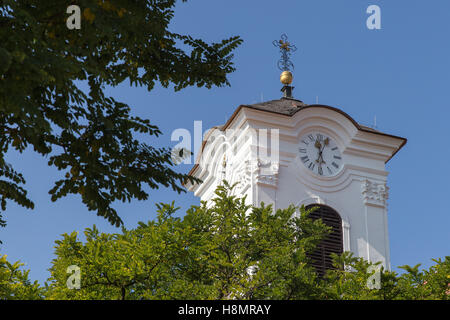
[314,139,322,162]
[320,138,329,153]
[317,137,329,164]
[318,152,325,165]
[315,144,322,164]
[314,139,327,166]
[314,140,322,150]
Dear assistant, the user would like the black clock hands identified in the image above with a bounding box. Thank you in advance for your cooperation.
[316,137,332,176]
[314,139,327,175]
[315,138,328,163]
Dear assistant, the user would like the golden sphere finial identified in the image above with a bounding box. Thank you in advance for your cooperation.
[280,70,293,85]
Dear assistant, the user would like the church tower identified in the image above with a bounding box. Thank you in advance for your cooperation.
[186,35,406,270]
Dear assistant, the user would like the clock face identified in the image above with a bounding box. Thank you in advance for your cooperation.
[298,132,343,177]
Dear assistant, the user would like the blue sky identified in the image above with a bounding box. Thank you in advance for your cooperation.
[1,0,449,284]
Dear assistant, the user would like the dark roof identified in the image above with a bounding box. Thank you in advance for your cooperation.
[244,98,308,116]
[239,98,397,135]
[242,97,384,132]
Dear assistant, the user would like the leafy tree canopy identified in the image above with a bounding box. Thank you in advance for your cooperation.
[0,254,44,299]
[43,183,450,300]
[46,182,329,299]
[0,0,242,227]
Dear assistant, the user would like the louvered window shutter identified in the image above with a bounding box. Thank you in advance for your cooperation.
[305,204,343,277]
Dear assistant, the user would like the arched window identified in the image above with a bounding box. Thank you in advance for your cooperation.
[305,204,343,277]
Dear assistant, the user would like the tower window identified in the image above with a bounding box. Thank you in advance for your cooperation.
[305,204,343,277]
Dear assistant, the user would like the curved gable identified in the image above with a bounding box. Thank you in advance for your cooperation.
[188,98,406,178]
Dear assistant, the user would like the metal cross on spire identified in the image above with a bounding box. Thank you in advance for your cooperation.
[273,34,297,71]
[273,34,297,98]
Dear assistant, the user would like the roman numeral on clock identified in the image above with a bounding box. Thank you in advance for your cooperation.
[299,148,307,153]
[301,156,309,163]
[333,155,341,160]
[308,162,315,170]
[332,162,339,169]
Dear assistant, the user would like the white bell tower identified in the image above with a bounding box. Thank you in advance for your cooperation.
[186,36,406,270]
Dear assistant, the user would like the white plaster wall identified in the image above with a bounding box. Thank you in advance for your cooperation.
[188,104,404,270]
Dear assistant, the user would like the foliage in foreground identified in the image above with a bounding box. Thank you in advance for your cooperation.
[2,183,449,299]
[0,254,44,299]
[0,0,242,229]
